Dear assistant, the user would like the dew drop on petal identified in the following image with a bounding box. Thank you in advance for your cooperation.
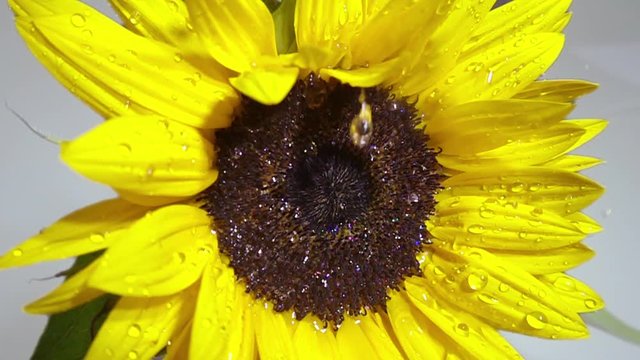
[499,282,510,292]
[89,233,105,243]
[552,275,576,292]
[467,224,485,234]
[525,311,548,329]
[127,324,142,338]
[466,271,488,291]
[70,14,86,27]
[454,322,470,337]
[584,299,598,309]
[12,248,23,257]
[128,350,139,359]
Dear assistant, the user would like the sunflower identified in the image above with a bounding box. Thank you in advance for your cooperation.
[2,0,607,358]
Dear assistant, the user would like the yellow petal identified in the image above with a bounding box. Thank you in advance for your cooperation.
[437,123,586,171]
[562,119,608,153]
[514,79,599,103]
[294,0,364,68]
[439,167,604,215]
[336,317,379,359]
[429,196,586,250]
[25,260,103,314]
[15,5,237,128]
[190,262,247,359]
[428,99,574,143]
[292,318,340,360]
[350,0,440,66]
[108,0,193,46]
[165,320,192,360]
[229,66,299,105]
[253,303,296,360]
[187,0,277,72]
[565,212,603,234]
[538,273,605,313]
[426,245,588,339]
[419,33,565,115]
[60,115,217,198]
[492,243,595,275]
[543,155,604,172]
[394,0,495,96]
[0,198,147,269]
[320,58,402,88]
[86,286,197,359]
[462,0,571,59]
[405,277,522,359]
[89,205,217,296]
[386,293,450,359]
[358,315,405,360]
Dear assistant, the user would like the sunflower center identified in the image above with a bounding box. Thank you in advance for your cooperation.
[288,145,371,230]
[201,75,441,325]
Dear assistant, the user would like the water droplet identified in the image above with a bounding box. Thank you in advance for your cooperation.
[174,252,186,264]
[432,266,445,276]
[90,233,105,243]
[584,299,598,309]
[553,276,576,292]
[350,93,373,148]
[127,324,142,338]
[129,16,139,25]
[508,182,525,193]
[479,207,495,218]
[445,75,456,84]
[466,271,488,291]
[70,14,86,27]
[454,323,469,336]
[128,350,139,359]
[478,293,499,304]
[467,224,485,234]
[499,283,510,292]
[12,248,23,257]
[525,311,548,329]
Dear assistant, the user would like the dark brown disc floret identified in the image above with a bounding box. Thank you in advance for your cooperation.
[201,75,441,325]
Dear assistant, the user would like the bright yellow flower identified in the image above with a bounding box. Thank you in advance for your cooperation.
[2,0,607,359]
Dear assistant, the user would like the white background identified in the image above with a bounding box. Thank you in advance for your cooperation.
[0,1,639,359]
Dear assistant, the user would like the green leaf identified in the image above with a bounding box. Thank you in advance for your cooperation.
[31,253,117,360]
[272,0,298,54]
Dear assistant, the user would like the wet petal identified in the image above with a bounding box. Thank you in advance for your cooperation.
[25,260,103,314]
[439,167,604,215]
[514,79,599,103]
[336,317,379,359]
[538,273,605,313]
[492,243,595,275]
[253,303,296,360]
[292,318,340,360]
[428,99,574,143]
[543,155,604,172]
[164,320,192,360]
[294,0,364,68]
[15,3,237,127]
[462,0,571,59]
[386,292,452,359]
[60,115,217,198]
[321,58,402,88]
[437,123,586,171]
[229,66,299,105]
[89,205,217,296]
[405,277,522,359]
[395,0,495,96]
[187,0,276,72]
[86,286,196,359]
[0,198,147,269]
[350,0,440,66]
[191,262,250,359]
[358,315,405,360]
[429,196,586,250]
[425,245,588,339]
[563,119,608,152]
[419,33,565,115]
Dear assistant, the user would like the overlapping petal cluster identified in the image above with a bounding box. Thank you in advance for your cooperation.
[1,0,605,359]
